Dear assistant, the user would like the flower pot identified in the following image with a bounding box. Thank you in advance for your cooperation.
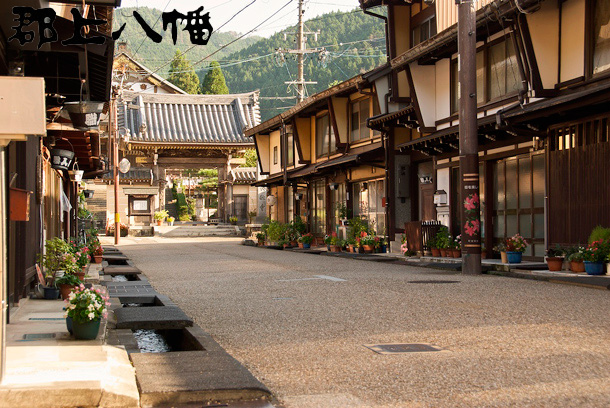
[570,260,585,273]
[330,245,341,252]
[451,249,461,258]
[303,243,311,249]
[93,255,102,263]
[500,251,508,264]
[506,251,522,264]
[290,241,298,247]
[363,245,374,254]
[168,221,174,226]
[72,318,101,340]
[439,248,447,257]
[156,220,162,226]
[258,241,265,247]
[66,316,73,335]
[380,245,387,253]
[59,284,78,300]
[283,244,289,249]
[76,271,85,281]
[546,257,564,272]
[584,261,605,275]
[68,170,84,182]
[430,248,441,257]
[349,244,355,253]
[43,286,60,299]
[327,244,331,251]
[298,242,304,249]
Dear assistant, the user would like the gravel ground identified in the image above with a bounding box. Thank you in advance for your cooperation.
[114,236,610,408]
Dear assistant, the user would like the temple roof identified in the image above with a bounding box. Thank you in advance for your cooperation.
[119,90,260,146]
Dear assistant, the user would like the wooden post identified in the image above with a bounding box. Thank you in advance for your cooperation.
[458,0,481,274]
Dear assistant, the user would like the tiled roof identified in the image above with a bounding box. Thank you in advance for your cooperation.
[231,167,257,183]
[119,90,260,145]
[103,167,154,181]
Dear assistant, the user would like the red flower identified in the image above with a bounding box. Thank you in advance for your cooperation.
[471,193,479,204]
[464,197,476,211]
[331,232,337,238]
[464,222,476,237]
[360,231,367,238]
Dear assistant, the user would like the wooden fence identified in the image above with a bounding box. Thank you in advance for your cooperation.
[404,220,442,252]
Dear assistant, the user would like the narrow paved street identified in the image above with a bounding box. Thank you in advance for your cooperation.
[118,237,610,408]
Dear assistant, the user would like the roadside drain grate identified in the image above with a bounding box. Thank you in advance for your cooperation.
[22,333,56,340]
[408,280,460,284]
[364,343,447,354]
[29,318,64,321]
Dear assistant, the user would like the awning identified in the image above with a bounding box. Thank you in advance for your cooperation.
[252,174,285,187]
[315,143,384,171]
[367,106,414,129]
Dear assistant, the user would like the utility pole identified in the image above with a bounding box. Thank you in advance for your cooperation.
[111,96,120,245]
[280,0,319,103]
[458,0,481,274]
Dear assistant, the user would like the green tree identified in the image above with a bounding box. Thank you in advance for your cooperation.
[200,61,229,94]
[241,149,258,168]
[167,50,200,94]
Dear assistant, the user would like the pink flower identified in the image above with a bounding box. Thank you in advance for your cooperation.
[464,197,476,211]
[360,231,367,238]
[464,222,475,237]
[471,193,479,204]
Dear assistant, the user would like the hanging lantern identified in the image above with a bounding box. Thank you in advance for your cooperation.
[63,101,105,130]
[68,161,84,182]
[50,149,74,170]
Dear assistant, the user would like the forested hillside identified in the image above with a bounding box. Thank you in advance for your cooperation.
[113,7,261,76]
[114,7,387,121]
[218,9,387,121]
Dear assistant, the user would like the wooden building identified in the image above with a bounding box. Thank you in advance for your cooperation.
[356,0,610,259]
[0,1,116,308]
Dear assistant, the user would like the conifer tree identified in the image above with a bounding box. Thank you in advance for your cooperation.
[201,61,229,94]
[167,50,200,94]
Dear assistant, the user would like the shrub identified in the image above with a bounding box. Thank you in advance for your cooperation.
[266,220,283,242]
[588,225,610,244]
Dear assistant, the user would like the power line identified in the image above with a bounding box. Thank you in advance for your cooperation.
[132,0,173,58]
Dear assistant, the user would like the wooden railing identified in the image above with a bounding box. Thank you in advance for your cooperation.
[404,220,442,252]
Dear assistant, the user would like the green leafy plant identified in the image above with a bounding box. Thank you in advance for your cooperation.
[291,217,307,235]
[588,226,610,244]
[229,216,238,223]
[38,238,73,286]
[568,248,585,262]
[256,232,266,242]
[347,217,372,241]
[546,244,565,258]
[55,273,82,286]
[505,234,528,253]
[154,210,169,221]
[300,233,314,245]
[434,226,451,249]
[266,220,283,242]
[167,216,175,223]
[65,285,110,324]
[583,240,609,262]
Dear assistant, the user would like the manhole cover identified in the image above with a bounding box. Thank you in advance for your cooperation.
[22,333,56,340]
[408,280,460,284]
[364,343,447,354]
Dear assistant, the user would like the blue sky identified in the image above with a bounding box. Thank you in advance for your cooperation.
[119,0,361,38]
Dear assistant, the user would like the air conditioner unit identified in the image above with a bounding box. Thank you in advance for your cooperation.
[266,195,277,206]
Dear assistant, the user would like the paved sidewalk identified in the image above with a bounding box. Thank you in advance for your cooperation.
[0,264,139,408]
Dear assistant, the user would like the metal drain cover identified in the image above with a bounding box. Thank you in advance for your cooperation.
[364,343,447,354]
[408,280,460,284]
[22,333,56,340]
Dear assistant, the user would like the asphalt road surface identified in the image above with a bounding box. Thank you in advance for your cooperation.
[116,237,610,408]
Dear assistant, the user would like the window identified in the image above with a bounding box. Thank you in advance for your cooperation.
[286,128,294,166]
[312,179,326,234]
[451,36,521,114]
[412,15,436,47]
[273,146,278,165]
[352,179,386,234]
[316,114,336,158]
[593,0,610,75]
[350,99,370,142]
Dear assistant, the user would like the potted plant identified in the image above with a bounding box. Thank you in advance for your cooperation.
[329,233,342,252]
[73,249,89,279]
[300,233,314,249]
[347,237,357,253]
[337,204,349,226]
[545,244,565,271]
[582,240,608,275]
[324,234,333,251]
[451,235,462,258]
[427,235,440,257]
[505,234,528,263]
[56,273,82,300]
[360,232,376,253]
[167,216,175,226]
[481,245,487,259]
[494,242,508,263]
[256,232,266,246]
[567,248,586,273]
[248,210,257,224]
[279,238,289,249]
[229,215,238,225]
[154,210,169,226]
[39,238,72,299]
[65,285,110,340]
[434,227,450,257]
[377,237,388,254]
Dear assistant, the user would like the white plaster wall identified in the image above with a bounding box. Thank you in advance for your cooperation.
[269,130,281,175]
[409,62,436,128]
[527,0,560,89]
[560,0,585,83]
[435,58,451,121]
